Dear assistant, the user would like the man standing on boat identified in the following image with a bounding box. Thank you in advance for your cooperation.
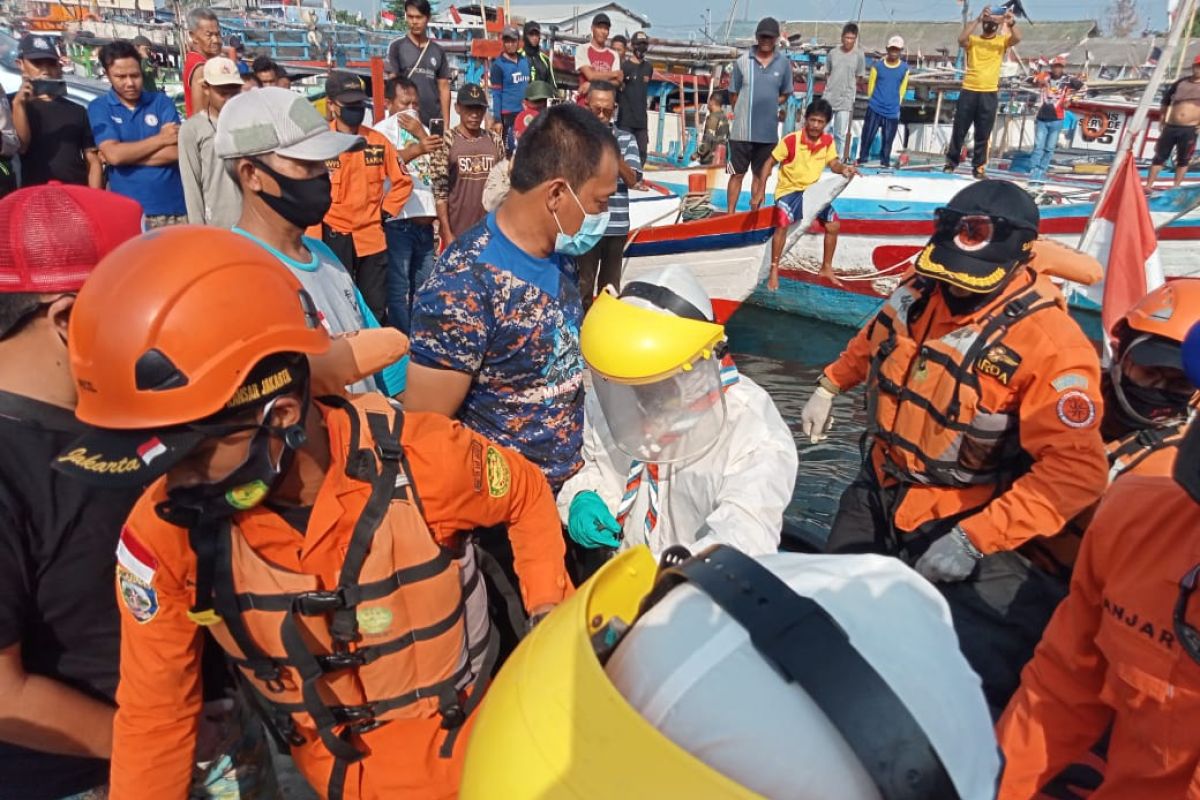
[386,0,452,127]
[944,6,1020,179]
[490,26,530,154]
[617,31,653,165]
[857,37,909,169]
[183,7,222,118]
[804,180,1108,714]
[1027,57,1083,186]
[1146,55,1200,190]
[574,13,623,107]
[726,17,793,214]
[824,22,866,162]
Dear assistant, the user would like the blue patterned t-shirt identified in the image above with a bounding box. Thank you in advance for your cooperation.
[410,212,585,487]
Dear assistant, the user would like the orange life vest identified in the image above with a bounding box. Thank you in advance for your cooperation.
[864,270,1060,490]
[192,396,477,783]
[1023,420,1187,576]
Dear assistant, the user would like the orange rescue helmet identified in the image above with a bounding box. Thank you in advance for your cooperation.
[70,226,330,431]
[1119,278,1200,345]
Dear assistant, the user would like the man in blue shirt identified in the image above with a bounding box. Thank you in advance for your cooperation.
[405,104,619,490]
[86,40,186,227]
[725,17,792,213]
[857,36,910,168]
[490,25,530,154]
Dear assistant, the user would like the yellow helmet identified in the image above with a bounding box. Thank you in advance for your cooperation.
[462,546,999,799]
[582,266,730,463]
[461,547,758,798]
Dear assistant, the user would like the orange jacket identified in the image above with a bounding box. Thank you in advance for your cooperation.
[824,266,1108,554]
[997,472,1200,799]
[314,124,412,257]
[109,397,571,799]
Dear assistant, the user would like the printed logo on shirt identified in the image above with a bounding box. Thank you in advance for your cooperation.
[145,113,159,127]
[457,153,497,177]
[974,343,1021,386]
[357,606,394,636]
[117,526,158,583]
[325,157,342,171]
[1051,373,1089,392]
[485,446,511,498]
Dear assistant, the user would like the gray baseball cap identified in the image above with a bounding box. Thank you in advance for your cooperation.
[215,87,364,162]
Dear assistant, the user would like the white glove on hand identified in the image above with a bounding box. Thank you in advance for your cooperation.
[800,386,836,444]
[915,526,984,583]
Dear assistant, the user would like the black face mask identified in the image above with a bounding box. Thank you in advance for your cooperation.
[156,411,308,528]
[252,158,332,229]
[939,282,994,317]
[982,21,999,33]
[1104,373,1192,432]
[633,44,648,58]
[339,104,367,128]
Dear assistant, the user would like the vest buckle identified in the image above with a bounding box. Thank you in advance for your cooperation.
[294,590,346,615]
[318,650,366,671]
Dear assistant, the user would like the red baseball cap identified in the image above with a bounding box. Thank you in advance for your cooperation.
[0,184,143,294]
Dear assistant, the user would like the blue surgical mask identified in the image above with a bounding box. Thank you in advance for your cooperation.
[553,184,610,256]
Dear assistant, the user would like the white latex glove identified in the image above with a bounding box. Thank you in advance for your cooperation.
[800,385,836,444]
[915,526,984,583]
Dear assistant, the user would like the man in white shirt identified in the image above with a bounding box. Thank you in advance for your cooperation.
[374,76,443,333]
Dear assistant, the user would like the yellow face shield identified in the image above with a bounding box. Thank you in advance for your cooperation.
[582,291,729,463]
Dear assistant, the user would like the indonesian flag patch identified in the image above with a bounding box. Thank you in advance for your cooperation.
[136,436,168,466]
[116,527,160,623]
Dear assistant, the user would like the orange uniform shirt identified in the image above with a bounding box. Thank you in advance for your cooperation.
[998,471,1200,798]
[824,267,1108,554]
[316,124,412,257]
[109,400,570,799]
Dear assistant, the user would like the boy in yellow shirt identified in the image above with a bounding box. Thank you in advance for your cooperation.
[760,98,857,290]
[944,6,1020,178]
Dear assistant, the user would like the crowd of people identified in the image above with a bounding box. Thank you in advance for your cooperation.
[1,5,1200,800]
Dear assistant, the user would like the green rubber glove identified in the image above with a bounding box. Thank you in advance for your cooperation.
[567,491,622,549]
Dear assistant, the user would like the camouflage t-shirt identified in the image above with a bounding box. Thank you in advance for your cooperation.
[410,212,585,488]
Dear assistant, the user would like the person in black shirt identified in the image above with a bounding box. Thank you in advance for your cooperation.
[618,30,653,164]
[0,185,143,800]
[10,34,101,188]
[522,20,556,89]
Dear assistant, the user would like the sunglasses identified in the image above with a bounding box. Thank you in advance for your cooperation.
[1175,563,1200,665]
[933,207,1033,252]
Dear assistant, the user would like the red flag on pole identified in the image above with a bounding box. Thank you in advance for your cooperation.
[1082,154,1166,359]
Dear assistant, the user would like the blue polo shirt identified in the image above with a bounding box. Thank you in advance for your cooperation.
[729,49,793,144]
[87,90,186,216]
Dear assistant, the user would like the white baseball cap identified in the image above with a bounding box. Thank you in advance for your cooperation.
[215,87,364,162]
[887,35,905,49]
[202,56,244,87]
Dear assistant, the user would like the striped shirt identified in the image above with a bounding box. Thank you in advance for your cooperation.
[729,49,792,143]
[605,125,642,236]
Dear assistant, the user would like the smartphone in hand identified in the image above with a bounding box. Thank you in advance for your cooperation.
[31,79,67,98]
[429,117,445,137]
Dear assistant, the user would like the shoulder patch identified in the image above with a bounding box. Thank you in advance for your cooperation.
[974,343,1022,386]
[1051,373,1089,393]
[485,445,511,498]
[1057,390,1097,429]
[118,564,160,623]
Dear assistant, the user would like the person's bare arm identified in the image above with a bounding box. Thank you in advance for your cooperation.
[98,124,175,166]
[0,643,114,759]
[1006,14,1022,47]
[404,363,473,417]
[187,67,205,117]
[959,15,980,47]
[85,149,103,189]
[143,145,179,166]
